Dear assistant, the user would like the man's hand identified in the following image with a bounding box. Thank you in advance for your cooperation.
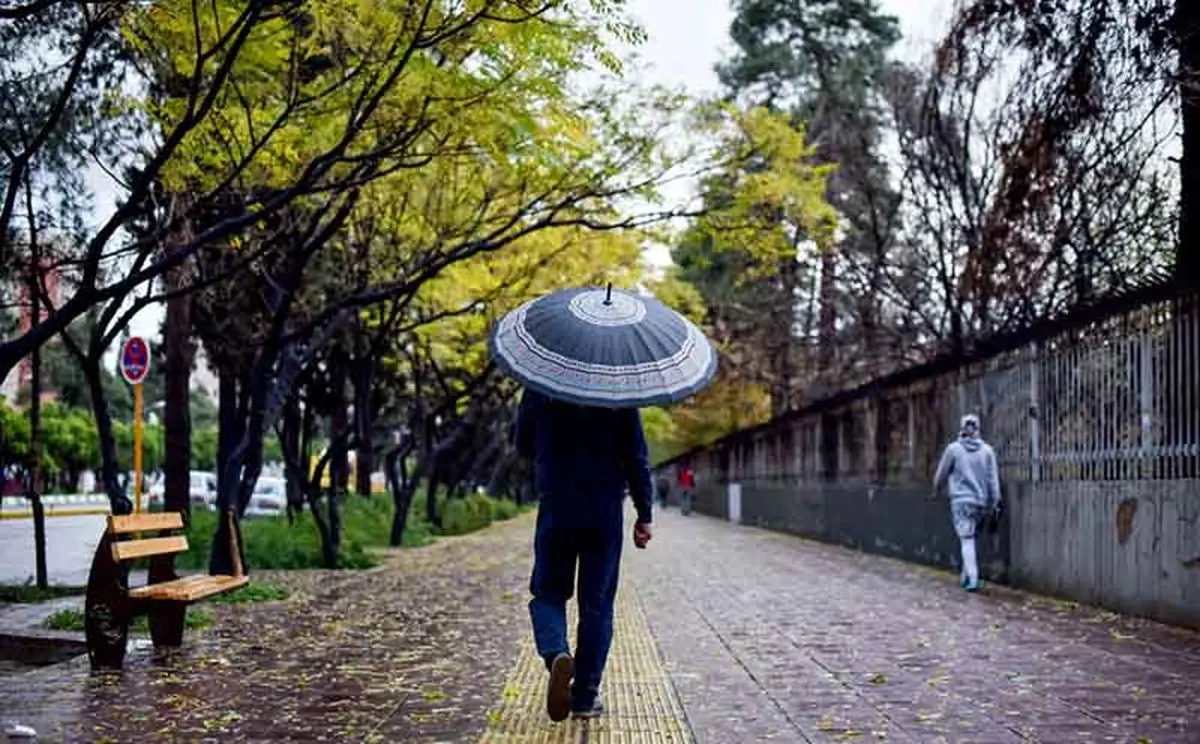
[633,522,652,549]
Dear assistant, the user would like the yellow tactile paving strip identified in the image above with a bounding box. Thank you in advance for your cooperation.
[480,584,694,744]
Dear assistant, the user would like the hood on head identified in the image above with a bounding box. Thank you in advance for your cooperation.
[959,414,982,450]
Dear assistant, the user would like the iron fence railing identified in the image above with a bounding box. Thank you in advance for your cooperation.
[662,284,1199,486]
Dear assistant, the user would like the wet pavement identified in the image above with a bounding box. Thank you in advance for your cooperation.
[2,510,1197,743]
[632,511,1200,743]
[0,514,110,586]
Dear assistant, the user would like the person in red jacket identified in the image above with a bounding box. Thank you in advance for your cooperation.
[676,465,695,516]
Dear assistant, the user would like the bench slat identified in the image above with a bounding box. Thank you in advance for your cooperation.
[111,535,189,562]
[108,513,184,534]
[128,574,248,602]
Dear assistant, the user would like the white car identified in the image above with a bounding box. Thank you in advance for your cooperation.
[190,471,218,507]
[245,477,286,518]
[146,471,216,509]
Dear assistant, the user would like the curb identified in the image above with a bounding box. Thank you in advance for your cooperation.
[0,507,111,521]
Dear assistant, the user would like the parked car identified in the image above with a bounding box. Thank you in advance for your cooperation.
[145,470,216,509]
[147,475,165,508]
[190,471,218,508]
[245,477,286,518]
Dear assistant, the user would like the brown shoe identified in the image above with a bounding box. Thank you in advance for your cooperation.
[546,653,574,722]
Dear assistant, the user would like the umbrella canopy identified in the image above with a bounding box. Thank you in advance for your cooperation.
[489,285,717,408]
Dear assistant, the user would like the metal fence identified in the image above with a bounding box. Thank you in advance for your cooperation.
[667,283,1200,489]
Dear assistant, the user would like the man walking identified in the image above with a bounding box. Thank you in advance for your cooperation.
[514,388,654,722]
[932,414,1002,592]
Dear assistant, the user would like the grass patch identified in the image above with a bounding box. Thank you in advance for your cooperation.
[175,490,528,572]
[0,582,85,604]
[204,582,291,605]
[45,607,214,633]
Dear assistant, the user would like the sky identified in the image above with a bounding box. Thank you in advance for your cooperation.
[95,0,954,342]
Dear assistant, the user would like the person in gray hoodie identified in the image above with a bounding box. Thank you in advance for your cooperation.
[933,414,1001,592]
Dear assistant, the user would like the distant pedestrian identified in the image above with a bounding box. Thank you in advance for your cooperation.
[676,465,695,516]
[654,473,670,508]
[932,414,1002,592]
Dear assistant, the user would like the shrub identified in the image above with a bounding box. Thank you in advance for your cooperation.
[178,503,383,571]
[440,491,527,535]
[175,488,525,571]
[45,607,213,633]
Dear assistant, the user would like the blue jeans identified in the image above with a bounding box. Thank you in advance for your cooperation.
[528,509,623,707]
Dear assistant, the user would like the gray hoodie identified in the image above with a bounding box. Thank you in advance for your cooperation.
[933,434,1001,507]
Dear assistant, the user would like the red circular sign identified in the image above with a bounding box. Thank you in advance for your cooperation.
[120,336,150,385]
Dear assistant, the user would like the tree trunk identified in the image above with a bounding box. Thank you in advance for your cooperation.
[210,372,245,575]
[282,396,303,520]
[324,461,342,568]
[1169,1,1200,477]
[386,448,417,546]
[425,461,442,529]
[330,366,350,496]
[25,253,47,589]
[305,452,338,567]
[216,373,241,498]
[817,249,838,390]
[771,256,797,415]
[352,359,374,497]
[162,264,194,520]
[1179,0,1200,287]
[81,353,130,514]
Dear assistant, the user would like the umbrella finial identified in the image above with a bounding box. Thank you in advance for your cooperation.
[604,282,613,305]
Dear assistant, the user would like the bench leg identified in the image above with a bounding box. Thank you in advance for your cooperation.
[85,532,131,670]
[148,601,187,650]
[84,601,130,670]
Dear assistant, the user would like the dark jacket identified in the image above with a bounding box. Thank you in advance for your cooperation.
[513,389,653,527]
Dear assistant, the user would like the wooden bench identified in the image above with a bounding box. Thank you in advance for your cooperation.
[84,510,248,670]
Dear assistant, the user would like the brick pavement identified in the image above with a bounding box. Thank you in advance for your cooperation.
[629,511,1200,744]
[1,517,537,743]
[3,509,1198,743]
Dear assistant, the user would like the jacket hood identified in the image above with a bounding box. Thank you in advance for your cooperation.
[959,434,983,452]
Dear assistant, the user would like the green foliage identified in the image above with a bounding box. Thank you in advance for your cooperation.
[0,401,110,486]
[689,103,837,269]
[178,500,384,571]
[642,104,836,456]
[40,403,101,475]
[0,395,229,488]
[175,488,521,570]
[0,399,30,470]
[192,426,218,471]
[717,0,901,107]
[439,492,523,536]
[172,487,526,571]
[111,417,163,473]
[206,582,291,604]
[0,582,85,603]
[46,607,213,633]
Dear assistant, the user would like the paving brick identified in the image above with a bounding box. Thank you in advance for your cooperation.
[628,511,1200,743]
[4,508,1198,743]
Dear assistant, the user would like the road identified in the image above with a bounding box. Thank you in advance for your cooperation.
[0,514,110,586]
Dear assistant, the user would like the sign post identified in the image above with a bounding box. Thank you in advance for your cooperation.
[119,336,150,512]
